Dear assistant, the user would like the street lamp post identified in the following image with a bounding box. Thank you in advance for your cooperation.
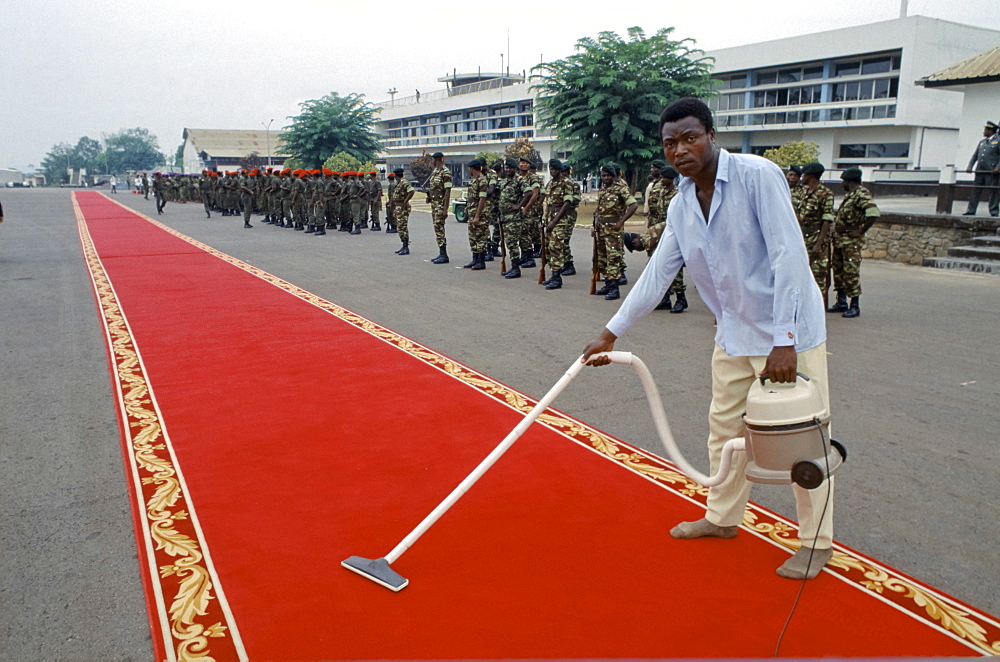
[387,88,398,107]
[261,119,274,166]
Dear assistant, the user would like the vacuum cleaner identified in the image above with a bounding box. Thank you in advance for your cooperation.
[342,351,846,591]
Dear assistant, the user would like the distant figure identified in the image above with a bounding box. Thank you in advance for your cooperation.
[109,175,118,194]
[415,89,420,103]
[134,175,142,193]
[963,120,999,217]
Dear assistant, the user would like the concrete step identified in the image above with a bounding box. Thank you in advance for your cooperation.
[923,256,1000,275]
[969,235,1000,248]
[948,245,1000,261]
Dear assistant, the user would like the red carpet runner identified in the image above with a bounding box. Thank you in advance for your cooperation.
[74,191,999,660]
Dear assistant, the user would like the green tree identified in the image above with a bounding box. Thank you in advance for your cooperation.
[531,26,714,189]
[502,136,542,168]
[475,151,502,167]
[281,92,382,168]
[282,157,305,171]
[40,142,76,185]
[103,128,163,174]
[239,152,264,171]
[323,151,376,173]
[174,143,184,170]
[409,153,435,184]
[762,141,821,168]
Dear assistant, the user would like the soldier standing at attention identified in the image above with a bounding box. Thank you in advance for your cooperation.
[629,165,685,311]
[152,172,167,214]
[517,157,542,267]
[786,164,806,216]
[141,173,150,199]
[368,171,383,231]
[385,172,397,232]
[828,167,879,318]
[427,152,452,263]
[499,158,528,279]
[592,163,637,301]
[391,167,414,255]
[797,162,834,292]
[540,160,573,290]
[239,170,256,228]
[963,120,1000,217]
[463,159,490,270]
[485,161,503,261]
[357,169,371,230]
[199,171,213,218]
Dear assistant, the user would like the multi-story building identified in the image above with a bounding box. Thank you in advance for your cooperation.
[182,128,289,174]
[375,15,1000,181]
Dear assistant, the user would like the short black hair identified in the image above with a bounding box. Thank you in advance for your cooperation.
[660,97,714,134]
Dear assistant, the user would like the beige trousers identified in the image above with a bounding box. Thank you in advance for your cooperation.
[704,342,834,549]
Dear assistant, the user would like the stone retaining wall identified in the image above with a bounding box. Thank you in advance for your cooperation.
[861,213,1000,265]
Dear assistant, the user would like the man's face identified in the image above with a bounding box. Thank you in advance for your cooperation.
[518,160,530,174]
[661,175,675,191]
[650,166,661,180]
[504,165,516,178]
[802,173,817,188]
[549,165,561,179]
[661,116,716,180]
[985,126,997,138]
[600,171,614,186]
[786,170,801,188]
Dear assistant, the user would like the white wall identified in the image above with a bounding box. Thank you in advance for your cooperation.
[954,84,999,178]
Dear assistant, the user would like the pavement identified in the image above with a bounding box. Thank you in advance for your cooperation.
[1,187,998,659]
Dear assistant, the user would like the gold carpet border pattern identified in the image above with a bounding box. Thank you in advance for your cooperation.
[106,197,999,656]
[76,195,242,662]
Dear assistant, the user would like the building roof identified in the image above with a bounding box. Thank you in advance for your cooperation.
[918,45,1000,87]
[183,128,289,158]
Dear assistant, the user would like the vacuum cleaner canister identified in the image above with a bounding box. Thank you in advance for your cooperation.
[742,374,846,489]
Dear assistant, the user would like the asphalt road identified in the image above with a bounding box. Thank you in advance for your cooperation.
[2,187,998,659]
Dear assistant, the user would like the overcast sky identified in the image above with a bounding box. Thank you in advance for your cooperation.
[4,0,999,172]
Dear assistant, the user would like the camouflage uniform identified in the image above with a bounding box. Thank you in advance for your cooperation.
[520,171,544,257]
[198,174,213,217]
[544,175,574,272]
[486,168,502,255]
[831,186,879,297]
[428,165,453,248]
[498,174,527,261]
[385,176,397,224]
[392,177,413,243]
[790,185,807,218]
[466,172,491,254]
[595,180,635,280]
[291,174,309,229]
[357,174,371,227]
[368,176,383,228]
[798,184,835,290]
[240,173,255,225]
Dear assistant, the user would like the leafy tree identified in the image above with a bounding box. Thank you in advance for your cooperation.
[239,152,264,171]
[174,143,184,169]
[40,142,76,185]
[762,141,821,168]
[282,157,305,171]
[475,151,502,167]
[103,128,163,174]
[409,153,435,184]
[531,26,714,189]
[503,136,541,168]
[281,92,382,168]
[324,151,376,173]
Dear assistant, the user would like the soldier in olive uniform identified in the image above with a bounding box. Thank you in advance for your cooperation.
[152,172,167,214]
[593,163,637,300]
[463,159,491,270]
[427,152,452,263]
[540,160,574,290]
[499,158,528,279]
[787,165,806,217]
[963,120,1000,217]
[828,167,879,318]
[485,161,503,260]
[198,171,213,218]
[391,167,414,255]
[629,165,686,311]
[517,157,543,266]
[797,162,835,292]
[368,171,383,230]
[385,172,397,232]
[239,170,256,228]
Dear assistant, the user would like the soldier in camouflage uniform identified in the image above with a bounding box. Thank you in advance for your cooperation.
[631,164,686,311]
[152,172,167,214]
[462,159,491,270]
[499,158,528,279]
[198,171,213,218]
[427,152,452,263]
[485,162,503,260]
[356,170,371,230]
[797,162,834,292]
[539,160,574,290]
[384,172,397,232]
[290,170,308,231]
[517,157,543,267]
[593,163,637,300]
[828,167,879,318]
[786,165,806,217]
[368,172,383,231]
[390,167,414,255]
[239,170,255,228]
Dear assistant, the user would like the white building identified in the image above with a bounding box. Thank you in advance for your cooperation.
[181,128,289,174]
[375,15,1000,180]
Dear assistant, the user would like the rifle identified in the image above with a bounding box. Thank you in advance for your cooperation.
[537,218,547,284]
[498,218,507,274]
[590,219,600,295]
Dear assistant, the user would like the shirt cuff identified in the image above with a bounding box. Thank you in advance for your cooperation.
[773,325,797,347]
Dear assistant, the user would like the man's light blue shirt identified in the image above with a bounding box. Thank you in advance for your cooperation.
[606,149,826,356]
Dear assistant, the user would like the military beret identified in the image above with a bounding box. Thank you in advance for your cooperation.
[651,159,667,169]
[987,121,998,130]
[431,152,444,158]
[504,158,518,167]
[369,171,377,175]
[561,161,572,172]
[393,167,405,175]
[662,166,678,179]
[387,173,396,178]
[491,161,503,170]
[600,164,617,175]
[517,156,532,164]
[548,158,562,169]
[788,164,802,174]
[802,162,825,177]
[841,167,863,182]
[467,158,484,169]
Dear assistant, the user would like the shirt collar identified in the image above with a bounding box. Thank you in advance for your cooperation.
[678,148,730,194]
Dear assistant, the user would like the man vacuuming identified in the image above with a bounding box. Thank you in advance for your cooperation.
[582,98,834,580]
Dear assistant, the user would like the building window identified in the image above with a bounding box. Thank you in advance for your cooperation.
[803,66,824,80]
[492,105,516,116]
[861,56,892,75]
[835,61,861,77]
[838,142,909,159]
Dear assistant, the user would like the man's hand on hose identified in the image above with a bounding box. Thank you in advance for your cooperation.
[761,345,797,383]
[582,328,618,366]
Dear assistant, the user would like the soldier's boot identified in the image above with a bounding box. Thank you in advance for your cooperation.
[304,224,316,234]
[559,261,576,276]
[842,296,861,318]
[532,243,542,258]
[492,246,503,257]
[470,253,486,271]
[243,221,253,229]
[604,279,620,301]
[503,257,522,279]
[655,293,672,310]
[430,246,449,264]
[350,223,362,235]
[618,267,628,286]
[670,291,688,314]
[483,250,494,262]
[827,292,848,313]
[395,241,410,255]
[463,253,478,268]
[294,223,304,231]
[206,210,211,219]
[593,279,612,296]
[545,272,563,290]
[314,224,326,236]
[386,221,397,234]
[371,220,381,231]
[520,255,536,268]
[338,220,350,231]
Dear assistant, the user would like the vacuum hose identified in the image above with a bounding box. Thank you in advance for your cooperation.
[592,351,744,487]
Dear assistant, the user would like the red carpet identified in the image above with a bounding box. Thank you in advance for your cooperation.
[74,191,999,660]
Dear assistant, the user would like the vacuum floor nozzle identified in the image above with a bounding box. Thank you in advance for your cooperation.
[341,556,409,592]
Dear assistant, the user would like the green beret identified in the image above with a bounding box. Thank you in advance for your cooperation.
[561,161,572,172]
[662,166,678,179]
[548,158,562,169]
[467,158,484,169]
[651,160,667,169]
[787,164,802,175]
[518,156,532,164]
[841,167,863,182]
[431,152,444,158]
[504,158,518,167]
[802,162,825,177]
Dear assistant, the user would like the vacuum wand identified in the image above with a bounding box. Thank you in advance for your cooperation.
[341,351,742,591]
